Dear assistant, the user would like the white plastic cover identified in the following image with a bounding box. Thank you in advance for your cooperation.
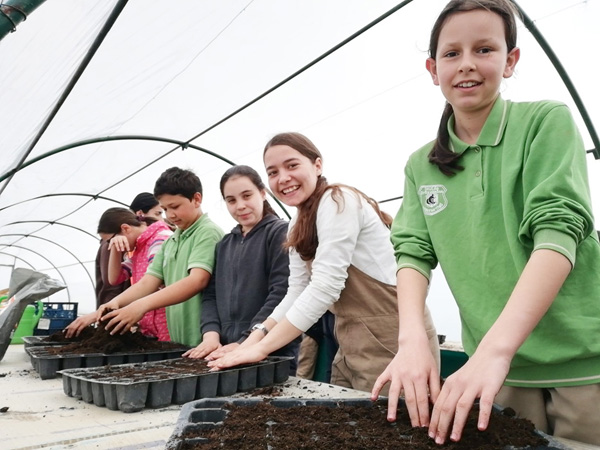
[0,1,598,340]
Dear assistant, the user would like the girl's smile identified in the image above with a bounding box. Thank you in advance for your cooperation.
[264,144,322,208]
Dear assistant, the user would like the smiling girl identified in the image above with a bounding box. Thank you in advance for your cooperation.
[184,165,299,372]
[208,133,440,393]
[372,0,600,445]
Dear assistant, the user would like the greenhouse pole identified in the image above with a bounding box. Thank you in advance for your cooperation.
[0,0,46,41]
[513,1,600,159]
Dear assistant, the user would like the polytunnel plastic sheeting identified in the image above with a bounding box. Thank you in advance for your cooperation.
[0,0,599,341]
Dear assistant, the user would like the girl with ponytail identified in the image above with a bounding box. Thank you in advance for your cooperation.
[373,0,600,446]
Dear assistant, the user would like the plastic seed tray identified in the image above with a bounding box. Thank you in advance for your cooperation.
[22,335,70,348]
[26,344,189,379]
[165,398,568,450]
[58,356,292,413]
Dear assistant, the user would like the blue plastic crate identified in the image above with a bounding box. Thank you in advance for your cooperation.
[33,302,78,336]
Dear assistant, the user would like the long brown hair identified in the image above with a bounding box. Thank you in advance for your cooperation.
[264,132,392,261]
[428,0,520,176]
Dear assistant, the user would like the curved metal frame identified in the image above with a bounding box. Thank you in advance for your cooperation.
[0,245,70,299]
[0,192,128,214]
[0,0,129,196]
[512,1,599,159]
[0,251,35,270]
[0,135,291,219]
[2,220,98,240]
[0,233,94,295]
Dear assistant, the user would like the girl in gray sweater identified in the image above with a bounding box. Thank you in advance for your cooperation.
[184,165,299,372]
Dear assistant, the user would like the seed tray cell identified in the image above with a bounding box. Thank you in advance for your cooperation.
[58,356,293,413]
[165,398,569,450]
[26,345,189,379]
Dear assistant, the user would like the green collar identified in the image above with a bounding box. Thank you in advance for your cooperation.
[448,96,511,154]
[173,213,206,241]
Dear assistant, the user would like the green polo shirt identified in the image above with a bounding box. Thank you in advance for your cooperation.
[146,214,224,347]
[393,96,600,387]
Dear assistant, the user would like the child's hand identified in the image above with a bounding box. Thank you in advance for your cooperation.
[94,300,118,323]
[63,312,96,338]
[206,342,240,360]
[207,344,267,371]
[108,235,130,253]
[101,302,146,335]
[184,332,221,359]
[428,351,510,445]
[371,336,440,428]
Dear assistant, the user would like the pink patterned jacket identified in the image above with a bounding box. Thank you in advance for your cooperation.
[114,220,173,341]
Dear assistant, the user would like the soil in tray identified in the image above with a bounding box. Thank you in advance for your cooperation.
[44,325,185,355]
[84,358,214,380]
[179,402,548,450]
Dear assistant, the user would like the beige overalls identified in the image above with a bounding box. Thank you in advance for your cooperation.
[329,265,439,394]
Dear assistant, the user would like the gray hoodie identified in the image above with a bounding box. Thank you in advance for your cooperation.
[201,214,299,365]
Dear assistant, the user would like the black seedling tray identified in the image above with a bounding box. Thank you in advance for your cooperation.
[165,398,568,450]
[26,344,189,379]
[22,335,69,348]
[58,356,292,413]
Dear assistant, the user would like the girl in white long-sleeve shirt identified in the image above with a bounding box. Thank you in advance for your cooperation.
[209,132,439,392]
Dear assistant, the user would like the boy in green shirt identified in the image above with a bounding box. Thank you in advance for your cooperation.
[69,167,223,347]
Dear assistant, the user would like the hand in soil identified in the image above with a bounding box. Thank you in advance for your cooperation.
[184,332,221,359]
[63,312,97,338]
[207,343,267,370]
[102,302,146,335]
[429,351,510,444]
[371,337,440,427]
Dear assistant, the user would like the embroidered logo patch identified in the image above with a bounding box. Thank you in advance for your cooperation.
[418,185,448,215]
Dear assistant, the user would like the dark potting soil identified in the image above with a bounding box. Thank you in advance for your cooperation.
[44,325,185,355]
[82,357,214,380]
[179,402,548,450]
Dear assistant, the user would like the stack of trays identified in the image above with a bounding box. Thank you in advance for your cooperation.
[26,344,189,379]
[58,356,292,413]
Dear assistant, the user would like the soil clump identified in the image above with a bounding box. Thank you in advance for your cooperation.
[179,401,549,450]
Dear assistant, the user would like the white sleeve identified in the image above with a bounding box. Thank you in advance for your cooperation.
[268,246,310,323]
[284,189,363,331]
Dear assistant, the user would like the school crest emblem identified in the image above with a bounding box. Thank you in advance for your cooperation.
[418,185,448,216]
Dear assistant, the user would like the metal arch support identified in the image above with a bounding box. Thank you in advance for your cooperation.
[0,252,35,270]
[3,220,98,240]
[0,245,70,300]
[0,135,235,182]
[0,135,291,219]
[0,0,129,197]
[0,192,128,214]
[0,233,94,295]
[0,0,47,41]
[512,1,600,159]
